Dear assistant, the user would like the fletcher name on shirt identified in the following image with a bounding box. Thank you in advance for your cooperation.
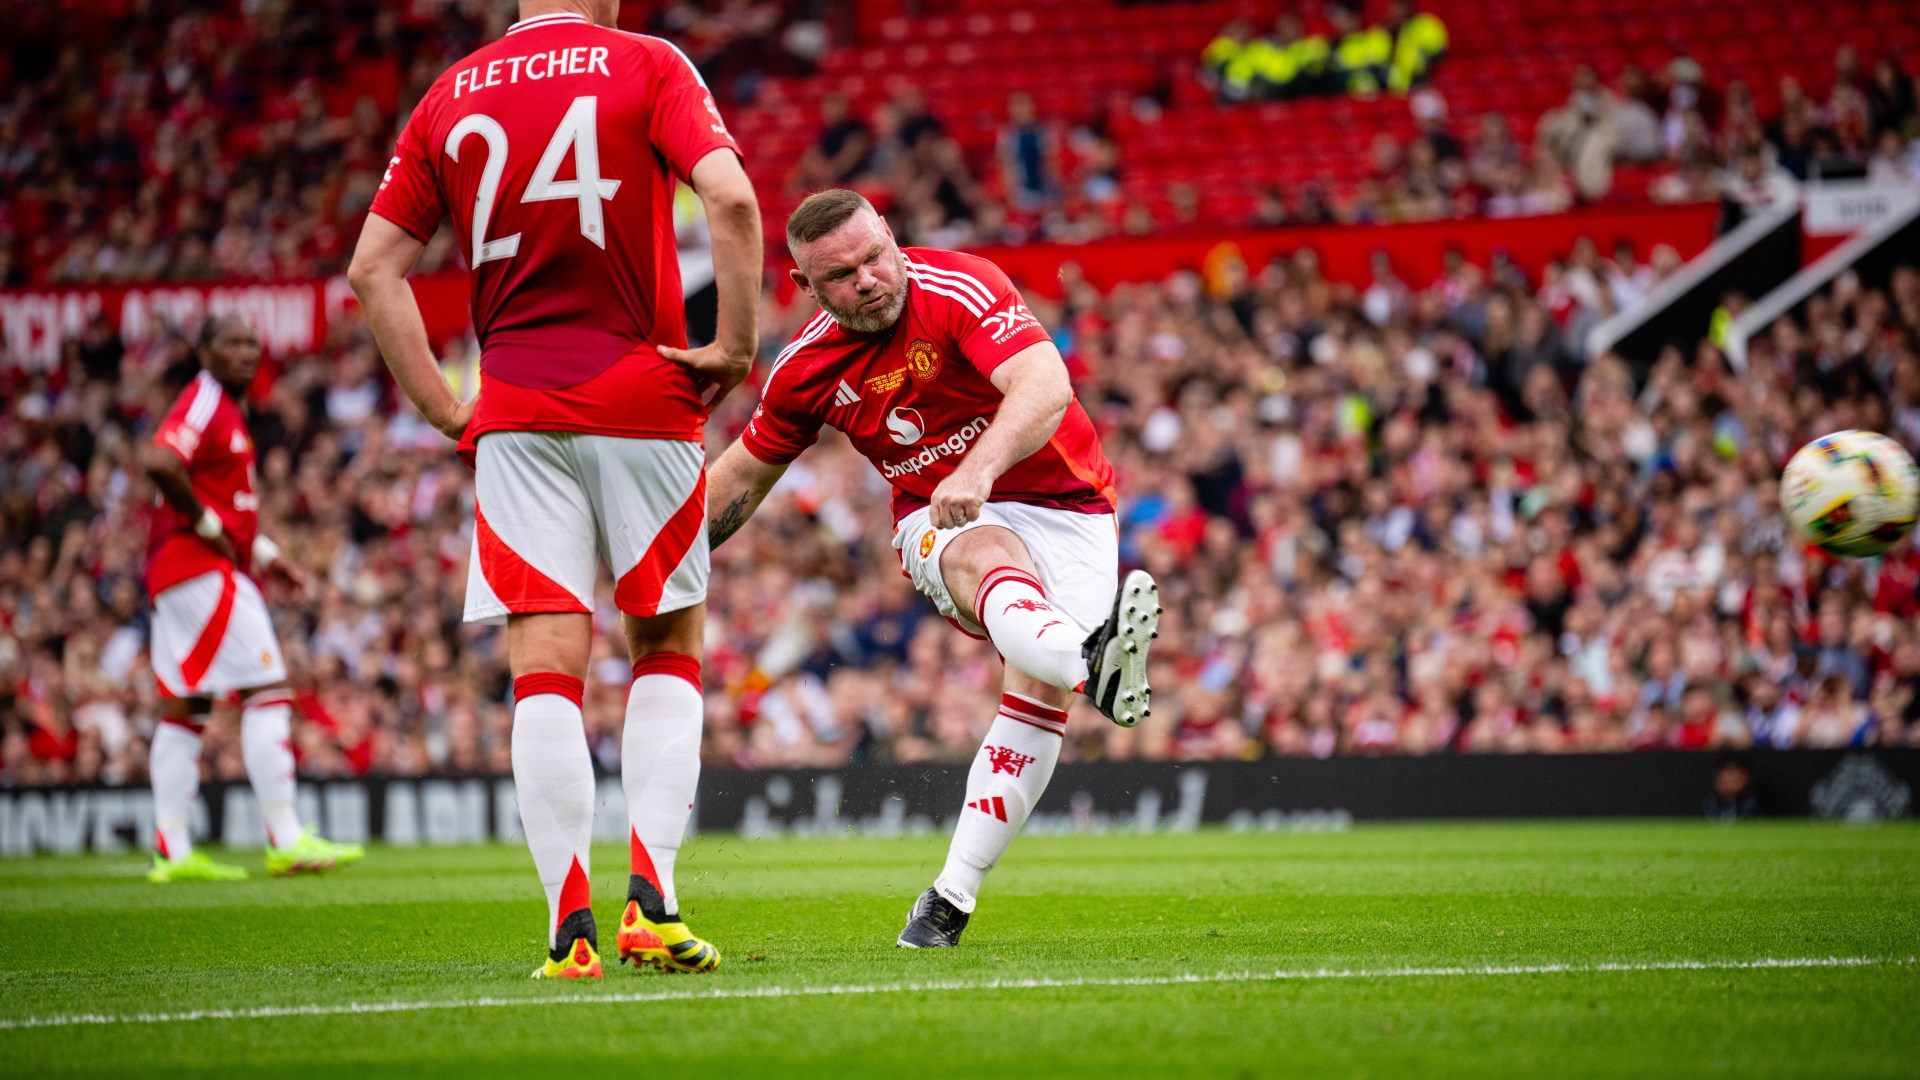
[453,46,612,97]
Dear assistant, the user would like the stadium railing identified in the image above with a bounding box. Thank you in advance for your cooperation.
[1725,190,1920,370]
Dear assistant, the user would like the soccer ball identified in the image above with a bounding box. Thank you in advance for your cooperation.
[1780,430,1920,558]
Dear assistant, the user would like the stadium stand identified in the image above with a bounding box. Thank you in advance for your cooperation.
[8,0,1918,281]
[3,1,1920,786]
[729,0,1920,243]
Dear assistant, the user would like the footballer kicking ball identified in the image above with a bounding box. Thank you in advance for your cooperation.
[1781,430,1920,557]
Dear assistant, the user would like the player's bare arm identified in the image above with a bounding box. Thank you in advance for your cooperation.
[705,440,788,550]
[927,342,1073,529]
[656,149,762,407]
[348,215,474,441]
[142,442,239,565]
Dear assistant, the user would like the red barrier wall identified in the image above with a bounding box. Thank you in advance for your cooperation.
[970,203,1723,299]
[2,205,1721,370]
[0,275,472,369]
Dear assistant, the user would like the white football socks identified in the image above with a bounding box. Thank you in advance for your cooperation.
[975,566,1090,692]
[511,673,595,951]
[934,692,1067,912]
[150,719,204,861]
[239,690,302,850]
[623,653,705,920]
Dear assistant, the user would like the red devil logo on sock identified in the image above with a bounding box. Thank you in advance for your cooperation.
[984,745,1036,777]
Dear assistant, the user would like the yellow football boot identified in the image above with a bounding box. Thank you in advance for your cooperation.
[533,935,603,980]
[265,831,365,877]
[147,850,249,883]
[617,900,721,973]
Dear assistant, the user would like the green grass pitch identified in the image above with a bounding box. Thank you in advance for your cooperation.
[1,821,1916,1077]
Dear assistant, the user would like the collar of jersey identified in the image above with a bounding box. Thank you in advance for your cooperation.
[505,12,590,35]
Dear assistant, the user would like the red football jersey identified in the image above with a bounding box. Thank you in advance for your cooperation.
[148,371,259,595]
[368,12,741,443]
[743,248,1116,522]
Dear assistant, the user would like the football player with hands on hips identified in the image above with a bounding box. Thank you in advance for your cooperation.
[696,189,1160,949]
[350,0,761,979]
[143,313,364,883]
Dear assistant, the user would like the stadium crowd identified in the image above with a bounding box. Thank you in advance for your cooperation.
[0,0,817,288]
[5,229,1919,784]
[4,1,1920,787]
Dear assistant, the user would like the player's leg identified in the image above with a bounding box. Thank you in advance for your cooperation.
[467,431,602,979]
[237,685,301,850]
[937,525,1094,692]
[203,573,363,875]
[146,698,248,882]
[926,513,1159,727]
[899,505,1149,946]
[902,669,1071,948]
[1004,503,1160,729]
[146,572,246,882]
[509,612,600,979]
[235,687,365,876]
[616,605,718,972]
[580,433,718,973]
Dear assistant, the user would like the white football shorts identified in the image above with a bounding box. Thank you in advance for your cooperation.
[150,568,287,698]
[466,431,709,625]
[892,501,1118,638]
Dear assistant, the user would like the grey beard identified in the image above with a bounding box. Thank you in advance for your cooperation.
[823,285,907,334]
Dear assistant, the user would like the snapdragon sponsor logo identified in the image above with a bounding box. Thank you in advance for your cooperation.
[880,415,991,479]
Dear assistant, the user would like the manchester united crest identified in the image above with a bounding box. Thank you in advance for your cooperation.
[919,529,937,558]
[906,340,942,382]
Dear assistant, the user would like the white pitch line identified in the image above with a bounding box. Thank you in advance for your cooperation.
[0,956,1911,1032]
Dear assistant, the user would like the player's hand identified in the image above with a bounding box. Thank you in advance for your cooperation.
[929,468,992,530]
[658,341,754,409]
[430,396,476,442]
[265,557,311,601]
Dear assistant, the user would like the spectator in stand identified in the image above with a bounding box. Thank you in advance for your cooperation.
[1611,68,1665,163]
[1411,90,1462,162]
[1468,112,1524,189]
[1536,67,1622,200]
[997,93,1059,212]
[1606,241,1658,312]
[1649,151,1723,204]
[1661,57,1722,153]
[1867,130,1917,185]
[1721,150,1800,212]
[1865,58,1916,138]
[792,93,873,190]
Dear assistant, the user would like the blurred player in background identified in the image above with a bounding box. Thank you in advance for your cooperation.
[698,190,1158,948]
[349,0,760,979]
[144,313,364,882]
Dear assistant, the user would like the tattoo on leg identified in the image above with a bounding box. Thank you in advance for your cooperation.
[708,492,753,550]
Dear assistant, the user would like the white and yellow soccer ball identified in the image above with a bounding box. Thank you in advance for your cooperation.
[1781,430,1920,558]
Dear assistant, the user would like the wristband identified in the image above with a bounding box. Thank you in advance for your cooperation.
[194,508,225,540]
[252,535,281,567]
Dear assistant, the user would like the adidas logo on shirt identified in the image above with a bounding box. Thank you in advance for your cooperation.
[832,379,861,407]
